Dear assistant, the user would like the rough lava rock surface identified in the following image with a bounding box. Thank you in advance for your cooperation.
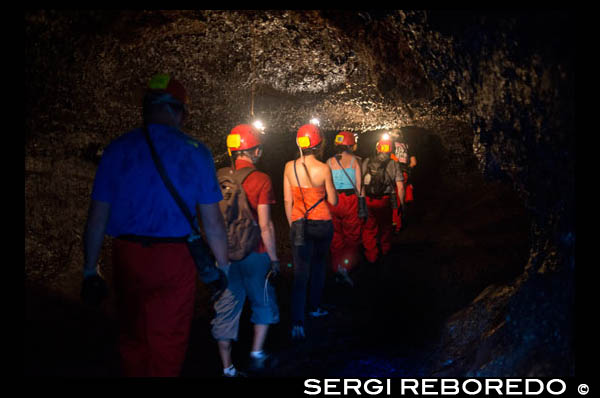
[25,10,575,377]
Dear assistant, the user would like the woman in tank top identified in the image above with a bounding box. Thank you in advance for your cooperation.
[283,123,337,340]
[326,131,363,287]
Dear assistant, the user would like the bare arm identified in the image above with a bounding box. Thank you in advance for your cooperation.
[83,200,111,278]
[257,204,278,262]
[393,161,405,208]
[396,181,405,208]
[283,165,294,226]
[324,166,338,206]
[354,157,362,196]
[197,202,229,267]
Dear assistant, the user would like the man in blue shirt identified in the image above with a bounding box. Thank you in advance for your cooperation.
[82,74,229,376]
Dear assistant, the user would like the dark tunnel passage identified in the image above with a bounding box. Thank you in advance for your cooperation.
[25,10,576,379]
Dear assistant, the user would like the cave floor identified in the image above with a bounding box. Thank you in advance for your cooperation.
[25,176,529,378]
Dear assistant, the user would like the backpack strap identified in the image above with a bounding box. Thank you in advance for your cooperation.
[231,166,257,186]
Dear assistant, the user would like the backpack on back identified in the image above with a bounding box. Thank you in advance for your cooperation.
[364,157,391,197]
[217,166,261,261]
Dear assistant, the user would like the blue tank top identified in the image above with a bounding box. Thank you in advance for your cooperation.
[329,157,357,190]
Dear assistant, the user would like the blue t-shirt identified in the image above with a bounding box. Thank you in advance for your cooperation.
[91,124,223,237]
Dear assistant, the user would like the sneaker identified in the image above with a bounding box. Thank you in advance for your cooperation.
[291,325,306,340]
[248,351,278,371]
[336,268,354,287]
[308,307,329,318]
[222,365,247,377]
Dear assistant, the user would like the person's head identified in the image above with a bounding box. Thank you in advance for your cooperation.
[375,136,392,159]
[333,131,357,154]
[142,73,188,127]
[226,124,263,164]
[391,130,405,142]
[296,124,324,159]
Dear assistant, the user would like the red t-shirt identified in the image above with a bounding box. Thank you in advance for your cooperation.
[235,159,276,253]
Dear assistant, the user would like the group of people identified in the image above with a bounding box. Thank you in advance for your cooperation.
[81,74,416,377]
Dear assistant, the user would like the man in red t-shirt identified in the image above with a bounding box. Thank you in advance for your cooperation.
[211,124,280,377]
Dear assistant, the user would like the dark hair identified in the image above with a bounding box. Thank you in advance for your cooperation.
[142,91,185,122]
[298,141,323,157]
[334,144,353,155]
[231,146,261,160]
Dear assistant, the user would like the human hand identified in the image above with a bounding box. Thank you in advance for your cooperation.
[81,274,108,307]
[270,260,281,278]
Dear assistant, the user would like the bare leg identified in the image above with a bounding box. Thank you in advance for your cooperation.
[252,324,269,352]
[217,339,233,369]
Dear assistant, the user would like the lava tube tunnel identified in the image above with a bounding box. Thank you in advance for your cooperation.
[25,10,577,379]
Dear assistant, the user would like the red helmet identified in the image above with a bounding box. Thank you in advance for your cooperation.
[147,73,188,105]
[334,131,356,146]
[376,138,392,153]
[297,124,322,149]
[227,124,262,156]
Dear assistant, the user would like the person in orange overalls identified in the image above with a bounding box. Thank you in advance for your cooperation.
[390,130,416,233]
[326,131,363,286]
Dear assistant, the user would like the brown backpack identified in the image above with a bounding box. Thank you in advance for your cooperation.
[217,166,261,261]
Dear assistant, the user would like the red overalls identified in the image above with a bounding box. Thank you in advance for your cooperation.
[362,195,394,263]
[328,191,361,272]
[112,239,197,377]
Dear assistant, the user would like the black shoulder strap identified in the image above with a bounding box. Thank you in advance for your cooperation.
[293,159,325,218]
[293,160,308,214]
[143,126,199,234]
[334,155,359,195]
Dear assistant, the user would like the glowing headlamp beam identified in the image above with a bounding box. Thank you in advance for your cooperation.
[252,120,265,132]
[309,118,320,126]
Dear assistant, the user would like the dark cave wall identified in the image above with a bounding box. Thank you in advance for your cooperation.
[25,10,575,376]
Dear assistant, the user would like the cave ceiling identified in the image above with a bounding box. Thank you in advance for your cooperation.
[25,10,476,156]
[25,9,574,204]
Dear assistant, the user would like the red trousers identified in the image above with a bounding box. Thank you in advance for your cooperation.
[328,192,361,272]
[112,239,197,377]
[362,195,393,263]
[392,171,414,230]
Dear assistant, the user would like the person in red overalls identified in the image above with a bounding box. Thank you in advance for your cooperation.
[390,130,416,233]
[326,131,363,286]
[82,74,229,377]
[361,135,405,264]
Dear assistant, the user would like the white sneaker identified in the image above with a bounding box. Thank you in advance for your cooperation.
[308,307,329,317]
[291,325,306,340]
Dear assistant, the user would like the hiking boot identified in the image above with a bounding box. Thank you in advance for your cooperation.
[291,325,306,340]
[248,351,278,371]
[335,268,354,287]
[308,307,329,318]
